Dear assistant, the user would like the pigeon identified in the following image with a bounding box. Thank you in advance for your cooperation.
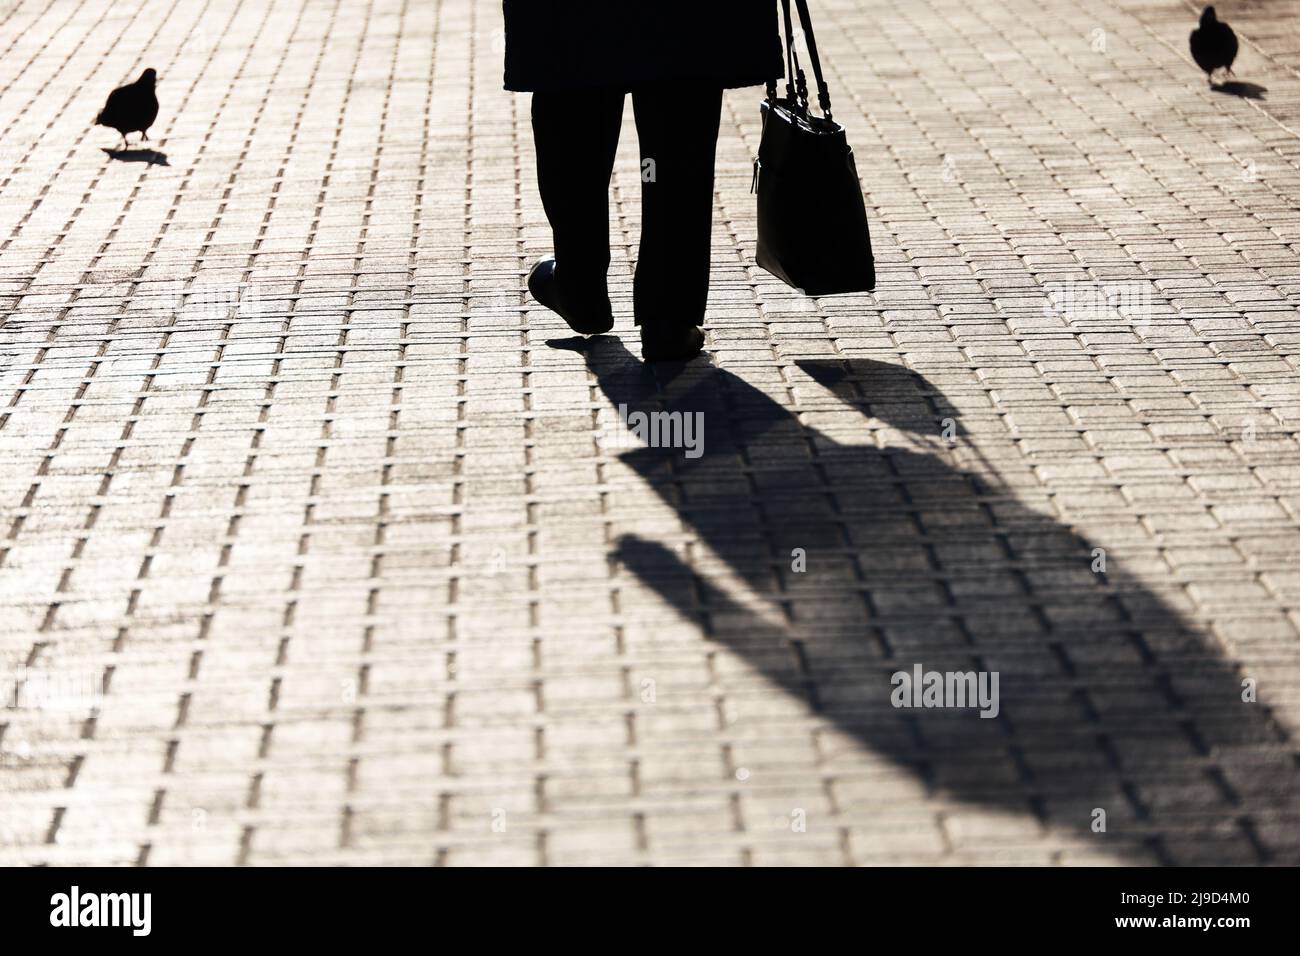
[1189,6,1238,84]
[95,69,159,148]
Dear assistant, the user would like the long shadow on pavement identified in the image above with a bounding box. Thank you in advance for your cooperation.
[550,334,1300,864]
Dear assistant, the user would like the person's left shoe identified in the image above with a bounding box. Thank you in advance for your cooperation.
[527,257,614,336]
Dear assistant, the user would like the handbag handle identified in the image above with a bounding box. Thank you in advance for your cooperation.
[767,0,833,119]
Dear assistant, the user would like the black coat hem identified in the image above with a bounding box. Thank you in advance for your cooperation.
[502,0,784,96]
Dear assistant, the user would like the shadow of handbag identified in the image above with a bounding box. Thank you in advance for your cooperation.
[754,0,875,296]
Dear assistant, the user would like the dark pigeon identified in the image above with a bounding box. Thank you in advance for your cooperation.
[1189,6,1238,83]
[95,69,159,148]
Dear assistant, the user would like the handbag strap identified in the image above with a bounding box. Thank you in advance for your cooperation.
[772,0,833,119]
[769,0,798,104]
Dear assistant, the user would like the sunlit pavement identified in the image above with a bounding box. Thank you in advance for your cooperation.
[1,0,1298,865]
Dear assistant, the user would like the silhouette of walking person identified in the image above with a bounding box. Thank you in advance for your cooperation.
[504,1,783,362]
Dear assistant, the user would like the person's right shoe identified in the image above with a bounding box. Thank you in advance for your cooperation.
[527,257,614,336]
[641,324,705,363]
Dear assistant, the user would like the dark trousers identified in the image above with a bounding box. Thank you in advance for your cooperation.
[531,84,725,331]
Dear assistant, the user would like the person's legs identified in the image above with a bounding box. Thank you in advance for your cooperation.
[529,88,625,333]
[631,83,724,358]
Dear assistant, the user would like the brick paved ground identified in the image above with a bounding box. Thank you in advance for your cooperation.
[1,0,1298,866]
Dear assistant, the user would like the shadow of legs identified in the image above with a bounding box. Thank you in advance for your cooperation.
[571,336,1300,863]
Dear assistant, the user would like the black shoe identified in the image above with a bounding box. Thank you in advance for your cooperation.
[641,324,705,363]
[527,257,614,336]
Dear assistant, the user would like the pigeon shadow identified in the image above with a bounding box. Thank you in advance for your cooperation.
[101,147,169,166]
[1212,81,1267,100]
[548,333,1300,864]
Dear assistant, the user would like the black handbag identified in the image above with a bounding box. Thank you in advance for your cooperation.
[753,0,875,296]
